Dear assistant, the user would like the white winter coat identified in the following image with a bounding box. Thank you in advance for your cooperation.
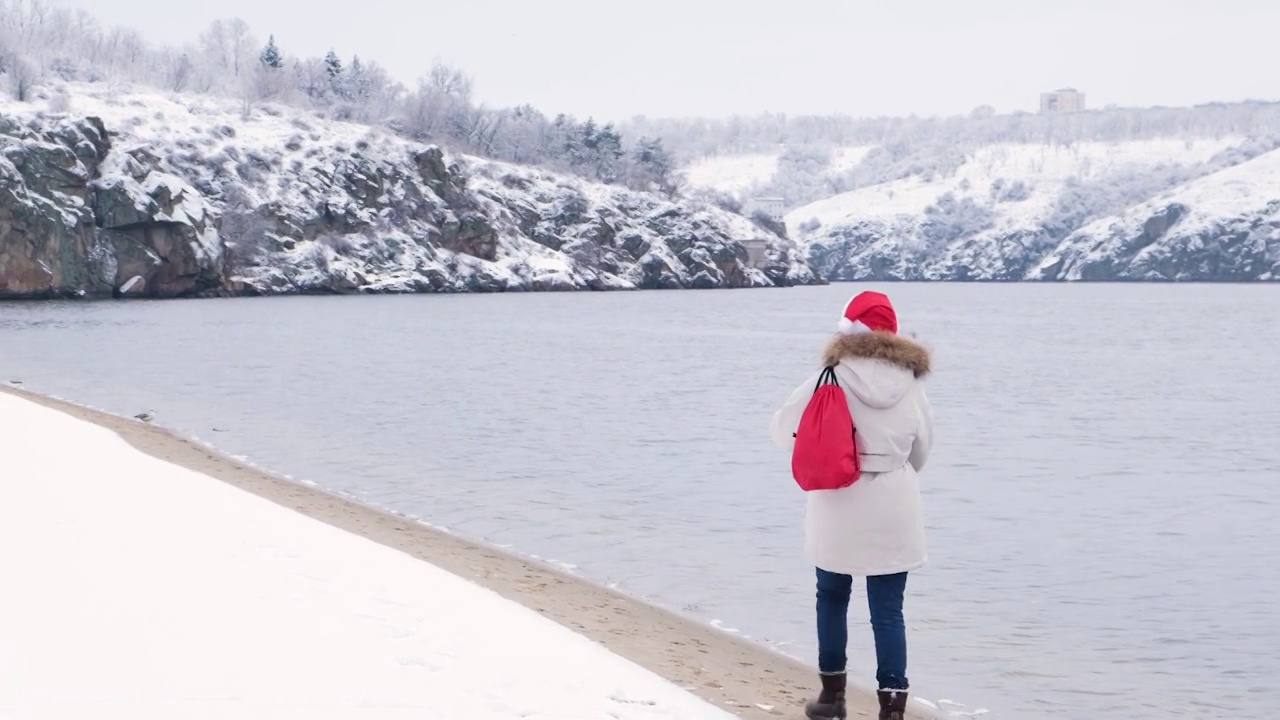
[770,332,934,577]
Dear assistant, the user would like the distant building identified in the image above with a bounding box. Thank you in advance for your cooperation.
[738,198,785,268]
[745,196,786,221]
[1040,88,1086,113]
[737,238,772,268]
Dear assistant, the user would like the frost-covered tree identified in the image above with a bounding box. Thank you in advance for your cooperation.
[767,146,837,206]
[285,50,397,119]
[259,34,282,69]
[626,136,676,195]
[293,57,331,103]
[349,60,400,120]
[344,54,368,101]
[920,192,995,251]
[247,59,289,102]
[163,49,194,92]
[491,104,549,163]
[546,113,578,165]
[0,1,42,100]
[197,18,256,86]
[246,33,289,103]
[426,62,470,98]
[587,122,625,182]
[198,19,230,73]
[4,53,38,101]
[0,17,15,79]
[104,26,146,77]
[225,19,254,79]
[400,62,473,140]
[324,50,342,79]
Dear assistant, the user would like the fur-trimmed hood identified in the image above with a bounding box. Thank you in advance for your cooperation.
[822,332,931,379]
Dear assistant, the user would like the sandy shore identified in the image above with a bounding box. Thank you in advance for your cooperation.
[1,385,931,719]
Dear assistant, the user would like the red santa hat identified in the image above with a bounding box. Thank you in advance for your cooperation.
[837,291,898,335]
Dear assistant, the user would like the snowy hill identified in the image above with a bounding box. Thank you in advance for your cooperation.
[684,136,1280,282]
[0,84,818,299]
[682,147,873,199]
[1032,147,1280,281]
[682,153,780,195]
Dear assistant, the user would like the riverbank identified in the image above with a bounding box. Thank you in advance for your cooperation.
[0,386,936,719]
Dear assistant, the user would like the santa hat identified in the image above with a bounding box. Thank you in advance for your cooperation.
[837,291,898,335]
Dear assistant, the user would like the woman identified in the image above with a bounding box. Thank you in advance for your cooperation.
[770,291,933,720]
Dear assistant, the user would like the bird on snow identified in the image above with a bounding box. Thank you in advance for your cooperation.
[134,411,155,423]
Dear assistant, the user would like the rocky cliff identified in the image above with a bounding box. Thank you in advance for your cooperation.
[0,89,818,299]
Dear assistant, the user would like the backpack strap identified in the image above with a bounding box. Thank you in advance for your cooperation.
[810,365,856,441]
[795,365,845,439]
[813,365,840,393]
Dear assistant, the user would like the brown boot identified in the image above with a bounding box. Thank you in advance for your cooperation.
[805,673,847,719]
[877,689,909,720]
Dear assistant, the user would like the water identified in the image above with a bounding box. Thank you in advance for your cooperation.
[2,284,1277,719]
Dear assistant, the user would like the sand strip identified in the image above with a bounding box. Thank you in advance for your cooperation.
[1,385,934,719]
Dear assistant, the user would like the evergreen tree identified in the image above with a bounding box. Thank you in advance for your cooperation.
[592,123,625,183]
[259,34,283,69]
[630,137,675,195]
[324,50,343,80]
[548,114,578,167]
[567,118,598,171]
[345,54,369,102]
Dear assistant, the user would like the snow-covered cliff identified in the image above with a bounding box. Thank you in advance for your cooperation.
[0,85,818,299]
[687,138,1280,282]
[1030,147,1280,281]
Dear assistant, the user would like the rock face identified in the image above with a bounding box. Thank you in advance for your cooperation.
[0,98,819,299]
[804,201,1280,283]
[1,115,224,298]
[0,116,109,298]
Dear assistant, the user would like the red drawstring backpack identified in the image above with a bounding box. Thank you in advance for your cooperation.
[791,366,860,492]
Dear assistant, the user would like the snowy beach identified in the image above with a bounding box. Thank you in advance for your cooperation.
[0,388,931,719]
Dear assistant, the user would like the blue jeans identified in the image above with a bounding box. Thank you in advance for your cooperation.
[815,567,909,690]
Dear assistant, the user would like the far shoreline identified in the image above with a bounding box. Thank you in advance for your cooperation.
[6,276,1279,303]
[0,281,827,302]
[0,384,940,720]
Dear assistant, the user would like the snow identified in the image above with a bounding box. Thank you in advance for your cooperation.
[119,275,143,293]
[827,146,874,175]
[680,146,873,197]
[681,153,779,194]
[1130,145,1280,221]
[786,138,1244,236]
[0,392,736,720]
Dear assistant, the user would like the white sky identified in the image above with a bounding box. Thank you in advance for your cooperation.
[53,0,1280,122]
